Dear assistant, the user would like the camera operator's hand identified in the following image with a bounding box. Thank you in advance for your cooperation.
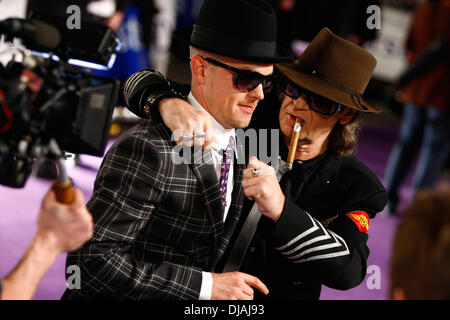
[36,188,93,253]
[1,188,93,300]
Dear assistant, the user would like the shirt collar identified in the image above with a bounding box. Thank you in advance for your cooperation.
[188,92,237,156]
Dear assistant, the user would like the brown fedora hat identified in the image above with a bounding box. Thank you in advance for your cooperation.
[276,28,380,113]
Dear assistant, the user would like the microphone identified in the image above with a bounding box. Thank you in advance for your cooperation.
[0,18,61,50]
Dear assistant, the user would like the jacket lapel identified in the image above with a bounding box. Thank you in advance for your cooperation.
[190,146,223,268]
[190,138,246,269]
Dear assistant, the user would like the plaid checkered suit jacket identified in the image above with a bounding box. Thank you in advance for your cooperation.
[61,120,245,300]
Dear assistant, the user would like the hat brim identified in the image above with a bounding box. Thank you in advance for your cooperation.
[173,26,294,63]
[276,63,381,113]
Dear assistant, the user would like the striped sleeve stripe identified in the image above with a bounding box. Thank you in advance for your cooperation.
[124,70,150,94]
[274,212,350,264]
[274,213,319,251]
[123,70,154,105]
[292,231,350,263]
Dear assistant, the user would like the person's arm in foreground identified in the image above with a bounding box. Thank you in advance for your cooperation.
[1,189,93,300]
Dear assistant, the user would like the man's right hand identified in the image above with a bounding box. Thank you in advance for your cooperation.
[211,271,269,300]
[159,98,218,149]
[36,188,93,254]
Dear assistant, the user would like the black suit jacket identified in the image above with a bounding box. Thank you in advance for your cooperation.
[62,120,245,299]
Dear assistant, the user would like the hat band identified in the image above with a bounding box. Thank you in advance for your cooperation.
[191,24,277,58]
[297,63,367,110]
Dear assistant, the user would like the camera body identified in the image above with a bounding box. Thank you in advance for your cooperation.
[0,17,121,188]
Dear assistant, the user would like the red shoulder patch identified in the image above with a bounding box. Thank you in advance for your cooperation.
[346,211,369,233]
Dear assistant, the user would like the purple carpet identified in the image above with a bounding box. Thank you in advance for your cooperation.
[0,120,412,300]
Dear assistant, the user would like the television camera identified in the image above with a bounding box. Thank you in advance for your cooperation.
[0,16,121,202]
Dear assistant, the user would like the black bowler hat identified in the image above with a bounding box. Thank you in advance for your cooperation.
[174,0,293,63]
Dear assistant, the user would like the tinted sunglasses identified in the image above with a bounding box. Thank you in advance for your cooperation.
[201,56,274,93]
[279,77,345,116]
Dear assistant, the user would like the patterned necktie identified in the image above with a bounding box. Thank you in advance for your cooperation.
[220,136,235,214]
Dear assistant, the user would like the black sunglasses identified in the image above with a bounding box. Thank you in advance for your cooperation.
[200,56,274,93]
[279,77,345,116]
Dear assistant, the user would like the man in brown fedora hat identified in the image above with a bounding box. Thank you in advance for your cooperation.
[62,0,292,300]
[122,27,388,299]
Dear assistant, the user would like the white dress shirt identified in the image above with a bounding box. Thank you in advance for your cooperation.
[187,93,236,300]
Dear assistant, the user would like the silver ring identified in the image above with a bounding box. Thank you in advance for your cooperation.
[183,135,194,142]
[252,168,260,177]
[193,132,206,139]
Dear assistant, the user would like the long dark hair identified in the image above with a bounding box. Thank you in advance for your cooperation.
[328,112,361,157]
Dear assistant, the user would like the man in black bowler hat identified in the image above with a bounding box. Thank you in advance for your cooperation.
[62,0,292,300]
